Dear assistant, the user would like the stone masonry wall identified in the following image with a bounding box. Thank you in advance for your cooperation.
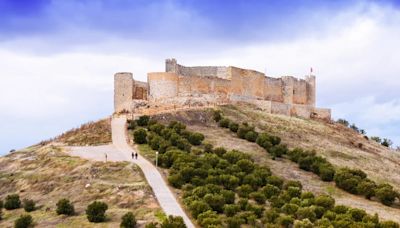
[114,59,330,120]
[114,72,134,112]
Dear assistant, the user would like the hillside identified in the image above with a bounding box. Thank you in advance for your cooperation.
[0,124,162,227]
[143,104,400,223]
[2,104,400,227]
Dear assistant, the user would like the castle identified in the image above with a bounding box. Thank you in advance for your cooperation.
[114,59,331,120]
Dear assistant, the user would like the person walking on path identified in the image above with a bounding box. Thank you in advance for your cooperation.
[135,152,138,159]
[131,152,134,160]
[104,153,108,162]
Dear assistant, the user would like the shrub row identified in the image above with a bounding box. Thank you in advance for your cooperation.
[213,110,400,208]
[137,116,399,227]
[0,196,138,227]
[132,119,205,155]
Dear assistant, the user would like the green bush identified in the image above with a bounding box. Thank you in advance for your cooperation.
[56,198,75,215]
[86,201,108,223]
[277,214,294,227]
[219,118,231,128]
[161,215,187,228]
[189,200,211,219]
[212,110,222,122]
[213,147,227,157]
[375,184,398,206]
[14,214,33,228]
[137,115,150,126]
[121,212,137,228]
[380,221,400,228]
[237,124,254,139]
[226,215,245,228]
[168,121,186,134]
[281,203,299,215]
[236,184,253,198]
[4,194,21,210]
[145,222,158,228]
[356,180,376,199]
[269,144,288,158]
[296,207,317,222]
[176,138,192,152]
[284,180,303,190]
[250,191,266,204]
[149,135,163,150]
[188,132,205,145]
[256,133,273,150]
[332,205,349,214]
[133,128,147,144]
[348,208,367,222]
[223,204,241,217]
[263,208,280,223]
[23,199,35,212]
[197,210,221,227]
[314,195,335,210]
[266,175,284,189]
[168,174,184,188]
[229,122,239,132]
[127,120,137,130]
[245,131,258,142]
[334,168,364,194]
[204,193,225,213]
[149,123,165,134]
[318,164,335,181]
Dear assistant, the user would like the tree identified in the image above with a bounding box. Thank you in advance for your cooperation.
[121,212,137,228]
[137,115,150,126]
[188,132,205,145]
[245,131,258,142]
[23,199,35,212]
[212,110,222,122]
[86,201,108,223]
[223,204,241,217]
[381,138,393,147]
[314,195,335,210]
[161,215,187,228]
[189,200,211,219]
[133,128,147,144]
[336,119,349,127]
[56,199,75,215]
[4,194,21,210]
[371,136,382,143]
[375,185,398,206]
[356,180,376,199]
[219,118,231,128]
[229,122,239,132]
[14,214,33,228]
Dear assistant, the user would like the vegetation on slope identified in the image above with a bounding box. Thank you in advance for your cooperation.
[0,144,161,227]
[55,118,112,146]
[214,110,400,208]
[130,115,399,227]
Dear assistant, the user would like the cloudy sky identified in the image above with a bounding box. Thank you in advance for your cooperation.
[1,0,400,154]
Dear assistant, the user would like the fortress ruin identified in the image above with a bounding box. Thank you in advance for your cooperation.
[114,59,331,120]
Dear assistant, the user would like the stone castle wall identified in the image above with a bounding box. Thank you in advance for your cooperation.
[114,59,331,120]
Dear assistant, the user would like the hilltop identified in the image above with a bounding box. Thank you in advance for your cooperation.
[1,104,400,227]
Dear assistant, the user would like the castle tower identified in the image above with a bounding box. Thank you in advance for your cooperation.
[305,75,316,106]
[114,72,134,113]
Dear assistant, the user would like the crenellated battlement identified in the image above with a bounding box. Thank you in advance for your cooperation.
[114,59,330,120]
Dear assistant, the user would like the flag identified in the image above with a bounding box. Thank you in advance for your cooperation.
[310,67,313,73]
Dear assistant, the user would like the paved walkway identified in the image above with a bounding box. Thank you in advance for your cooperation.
[111,116,195,228]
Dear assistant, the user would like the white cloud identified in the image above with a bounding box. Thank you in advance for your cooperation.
[1,1,400,153]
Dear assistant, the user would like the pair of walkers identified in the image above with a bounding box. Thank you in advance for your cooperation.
[131,152,138,160]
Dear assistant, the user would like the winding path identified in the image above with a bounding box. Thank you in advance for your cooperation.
[111,116,195,228]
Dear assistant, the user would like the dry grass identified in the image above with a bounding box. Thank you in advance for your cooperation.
[0,144,161,227]
[55,118,112,146]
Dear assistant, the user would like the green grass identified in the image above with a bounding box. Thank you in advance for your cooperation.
[138,144,157,164]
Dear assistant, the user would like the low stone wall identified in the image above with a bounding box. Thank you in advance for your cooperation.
[311,108,331,121]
